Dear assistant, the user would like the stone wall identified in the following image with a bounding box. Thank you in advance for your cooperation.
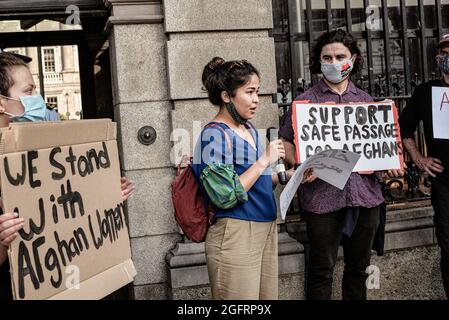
[166,0,279,162]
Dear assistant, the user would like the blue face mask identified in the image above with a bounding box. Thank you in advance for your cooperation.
[0,94,47,122]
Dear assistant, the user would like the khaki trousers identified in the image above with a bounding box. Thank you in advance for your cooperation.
[205,218,278,300]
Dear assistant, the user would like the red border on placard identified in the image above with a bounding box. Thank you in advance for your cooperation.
[292,100,310,164]
[291,100,405,171]
[392,101,405,171]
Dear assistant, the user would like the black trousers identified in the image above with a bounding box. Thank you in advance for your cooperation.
[431,175,449,299]
[305,206,380,300]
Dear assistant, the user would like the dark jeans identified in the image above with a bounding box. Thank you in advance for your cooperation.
[305,206,380,300]
[431,176,449,299]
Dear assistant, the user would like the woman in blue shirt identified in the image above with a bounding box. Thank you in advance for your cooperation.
[192,57,286,300]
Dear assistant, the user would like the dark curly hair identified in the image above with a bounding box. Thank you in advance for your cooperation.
[0,52,27,96]
[310,29,363,75]
[202,57,260,106]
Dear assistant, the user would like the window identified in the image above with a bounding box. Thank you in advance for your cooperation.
[43,48,56,72]
[46,96,58,109]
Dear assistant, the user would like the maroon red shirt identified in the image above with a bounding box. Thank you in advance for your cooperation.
[279,79,384,214]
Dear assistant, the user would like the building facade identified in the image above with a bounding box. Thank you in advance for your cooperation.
[1,19,83,119]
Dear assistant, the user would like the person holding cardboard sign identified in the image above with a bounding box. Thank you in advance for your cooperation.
[191,57,293,300]
[0,52,135,300]
[279,30,403,300]
[399,33,449,299]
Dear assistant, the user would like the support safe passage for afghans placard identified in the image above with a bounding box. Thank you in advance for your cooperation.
[292,101,405,172]
[0,120,136,300]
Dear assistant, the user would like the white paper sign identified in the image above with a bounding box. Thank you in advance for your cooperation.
[279,149,360,220]
[432,87,449,139]
[292,101,404,172]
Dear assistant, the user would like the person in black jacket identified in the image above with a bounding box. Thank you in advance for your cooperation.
[399,33,449,299]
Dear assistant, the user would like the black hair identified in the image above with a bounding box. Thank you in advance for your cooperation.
[0,52,28,96]
[310,29,363,75]
[202,57,260,106]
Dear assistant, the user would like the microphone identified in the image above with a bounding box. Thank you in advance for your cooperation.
[267,127,288,185]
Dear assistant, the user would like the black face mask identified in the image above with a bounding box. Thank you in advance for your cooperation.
[226,101,247,125]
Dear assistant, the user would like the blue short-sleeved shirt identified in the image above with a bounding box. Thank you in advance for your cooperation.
[192,122,277,222]
[45,109,60,121]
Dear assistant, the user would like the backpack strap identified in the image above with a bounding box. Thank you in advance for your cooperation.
[177,155,192,175]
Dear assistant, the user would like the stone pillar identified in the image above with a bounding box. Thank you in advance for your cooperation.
[104,0,181,300]
[62,45,73,72]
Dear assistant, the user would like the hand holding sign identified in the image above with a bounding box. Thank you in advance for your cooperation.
[120,177,135,201]
[280,149,360,220]
[301,168,317,184]
[0,211,24,247]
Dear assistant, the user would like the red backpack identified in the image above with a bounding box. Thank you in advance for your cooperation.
[171,123,231,242]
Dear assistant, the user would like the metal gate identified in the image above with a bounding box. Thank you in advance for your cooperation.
[272,0,449,206]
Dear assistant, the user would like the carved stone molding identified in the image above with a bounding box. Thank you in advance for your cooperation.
[104,0,163,31]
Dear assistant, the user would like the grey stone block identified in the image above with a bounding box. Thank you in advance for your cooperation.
[115,101,172,171]
[167,242,206,267]
[279,254,304,276]
[164,0,273,32]
[131,234,182,285]
[170,265,210,289]
[124,168,178,237]
[166,37,277,100]
[278,231,304,255]
[109,24,169,104]
[387,206,434,222]
[132,283,169,300]
[385,207,434,233]
[384,228,436,251]
[278,232,305,275]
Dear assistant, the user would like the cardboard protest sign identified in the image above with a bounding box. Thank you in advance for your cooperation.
[0,119,136,300]
[292,100,404,172]
[280,149,360,220]
[432,87,449,139]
